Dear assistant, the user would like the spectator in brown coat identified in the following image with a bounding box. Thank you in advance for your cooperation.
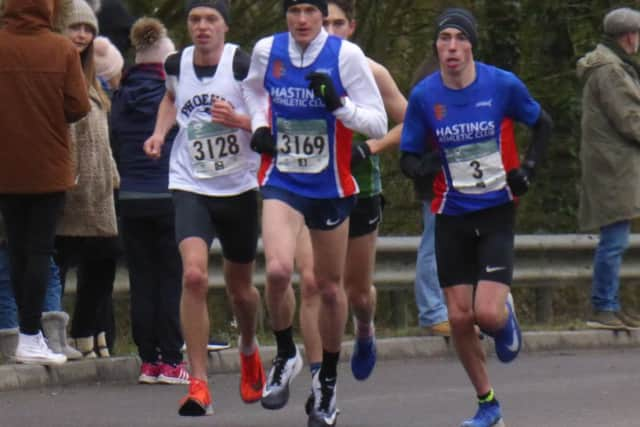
[0,0,90,365]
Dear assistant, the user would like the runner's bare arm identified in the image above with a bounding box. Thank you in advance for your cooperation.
[365,59,408,155]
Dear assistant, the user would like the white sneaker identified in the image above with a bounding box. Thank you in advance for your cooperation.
[308,371,339,427]
[261,347,303,410]
[15,331,67,365]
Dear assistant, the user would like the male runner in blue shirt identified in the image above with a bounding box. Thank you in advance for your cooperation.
[401,8,552,427]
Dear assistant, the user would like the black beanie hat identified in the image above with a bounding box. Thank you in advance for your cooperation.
[434,7,478,47]
[283,0,329,17]
[186,0,230,24]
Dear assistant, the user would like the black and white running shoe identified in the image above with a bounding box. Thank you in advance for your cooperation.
[307,371,339,427]
[261,347,303,410]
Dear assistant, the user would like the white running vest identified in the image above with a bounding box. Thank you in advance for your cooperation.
[169,44,258,196]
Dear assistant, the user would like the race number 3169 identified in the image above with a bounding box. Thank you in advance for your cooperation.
[279,134,326,156]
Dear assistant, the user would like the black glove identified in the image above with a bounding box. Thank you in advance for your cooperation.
[351,141,371,169]
[417,151,442,177]
[250,127,276,155]
[305,71,342,111]
[507,166,532,197]
[400,151,441,180]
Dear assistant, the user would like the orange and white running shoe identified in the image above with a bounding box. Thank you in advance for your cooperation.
[239,348,266,403]
[178,377,213,416]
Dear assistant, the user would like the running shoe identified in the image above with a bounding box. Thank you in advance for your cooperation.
[305,389,314,416]
[207,338,231,351]
[494,293,522,363]
[178,377,213,416]
[181,337,230,353]
[350,335,377,381]
[307,371,338,427]
[158,362,190,385]
[261,347,303,410]
[460,400,505,427]
[138,362,161,384]
[240,348,266,403]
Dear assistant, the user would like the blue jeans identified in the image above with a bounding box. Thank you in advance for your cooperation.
[0,243,62,329]
[592,220,631,312]
[414,201,448,327]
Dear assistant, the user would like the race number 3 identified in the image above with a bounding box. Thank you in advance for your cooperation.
[444,139,506,194]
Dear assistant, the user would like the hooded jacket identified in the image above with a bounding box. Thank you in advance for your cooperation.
[577,43,640,230]
[110,64,177,195]
[0,0,90,194]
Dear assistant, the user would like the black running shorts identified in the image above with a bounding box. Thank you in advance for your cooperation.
[173,189,259,264]
[435,202,515,288]
[348,195,384,239]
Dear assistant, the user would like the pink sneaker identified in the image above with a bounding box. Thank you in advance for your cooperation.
[158,362,190,385]
[139,362,161,384]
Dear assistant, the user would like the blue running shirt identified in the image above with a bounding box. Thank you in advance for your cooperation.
[400,62,541,215]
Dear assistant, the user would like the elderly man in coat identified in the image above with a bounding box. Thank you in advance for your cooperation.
[577,7,640,330]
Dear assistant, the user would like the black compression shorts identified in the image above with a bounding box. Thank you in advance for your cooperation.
[435,202,515,288]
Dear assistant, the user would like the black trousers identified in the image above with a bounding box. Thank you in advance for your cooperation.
[55,236,118,341]
[121,212,183,364]
[0,193,65,334]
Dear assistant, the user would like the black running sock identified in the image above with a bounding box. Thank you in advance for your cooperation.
[478,389,497,404]
[274,326,296,359]
[319,350,340,382]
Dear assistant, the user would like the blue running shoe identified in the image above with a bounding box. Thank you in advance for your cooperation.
[461,400,505,427]
[494,293,522,363]
[350,335,376,381]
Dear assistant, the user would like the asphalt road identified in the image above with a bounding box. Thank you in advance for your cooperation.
[1,348,639,427]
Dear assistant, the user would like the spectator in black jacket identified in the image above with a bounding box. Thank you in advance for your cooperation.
[110,17,186,385]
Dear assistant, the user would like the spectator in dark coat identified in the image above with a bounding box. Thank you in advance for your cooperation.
[110,17,187,385]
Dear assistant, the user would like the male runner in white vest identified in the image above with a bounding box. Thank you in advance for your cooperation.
[144,0,264,417]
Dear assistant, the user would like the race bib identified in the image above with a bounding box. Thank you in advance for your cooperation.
[275,118,329,174]
[187,121,243,179]
[444,139,506,194]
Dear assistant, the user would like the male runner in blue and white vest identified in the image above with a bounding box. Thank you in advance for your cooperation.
[400,8,552,427]
[243,1,386,426]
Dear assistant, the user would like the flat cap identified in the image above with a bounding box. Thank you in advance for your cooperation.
[604,7,640,35]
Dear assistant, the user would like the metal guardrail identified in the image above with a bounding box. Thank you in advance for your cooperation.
[68,234,640,325]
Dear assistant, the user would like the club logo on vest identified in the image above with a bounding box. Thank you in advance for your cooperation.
[181,93,232,119]
[434,104,447,121]
[273,60,286,79]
